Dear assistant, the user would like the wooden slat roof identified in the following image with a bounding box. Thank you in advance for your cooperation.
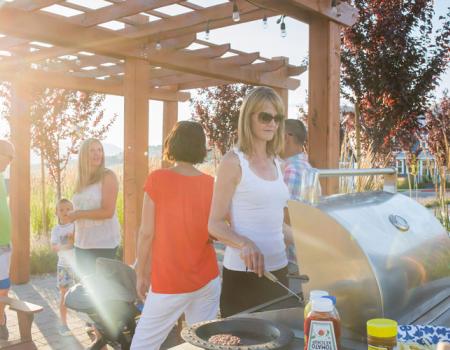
[0,0,357,100]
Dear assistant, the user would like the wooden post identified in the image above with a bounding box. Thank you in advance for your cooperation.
[123,58,149,264]
[274,88,289,117]
[308,16,341,195]
[9,79,31,284]
[161,101,178,168]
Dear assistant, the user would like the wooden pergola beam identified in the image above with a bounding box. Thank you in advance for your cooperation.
[0,37,28,51]
[0,70,190,101]
[249,0,358,26]
[0,8,143,58]
[0,8,298,89]
[122,0,276,41]
[150,61,304,87]
[143,49,298,89]
[0,34,196,74]
[9,0,60,11]
[185,43,230,59]
[178,78,229,90]
[69,0,180,27]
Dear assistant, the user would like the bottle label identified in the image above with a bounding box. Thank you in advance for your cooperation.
[307,320,338,350]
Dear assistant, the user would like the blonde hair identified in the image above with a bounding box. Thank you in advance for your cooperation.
[75,138,106,193]
[55,198,73,224]
[237,86,285,157]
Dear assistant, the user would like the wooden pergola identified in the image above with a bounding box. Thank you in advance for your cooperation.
[0,0,357,284]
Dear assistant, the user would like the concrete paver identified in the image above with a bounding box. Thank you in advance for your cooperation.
[3,243,227,349]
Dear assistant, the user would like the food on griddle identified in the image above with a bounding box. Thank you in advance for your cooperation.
[208,334,241,346]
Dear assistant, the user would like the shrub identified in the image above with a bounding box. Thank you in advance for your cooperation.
[30,239,57,275]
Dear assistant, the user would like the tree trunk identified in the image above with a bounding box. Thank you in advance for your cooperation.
[56,145,62,200]
[355,101,361,167]
[40,150,47,236]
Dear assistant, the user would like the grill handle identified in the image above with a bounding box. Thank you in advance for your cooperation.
[316,168,397,193]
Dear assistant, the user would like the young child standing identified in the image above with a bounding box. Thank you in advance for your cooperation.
[51,198,75,336]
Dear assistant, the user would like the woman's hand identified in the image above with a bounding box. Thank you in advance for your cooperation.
[136,276,149,302]
[65,210,80,223]
[240,238,264,277]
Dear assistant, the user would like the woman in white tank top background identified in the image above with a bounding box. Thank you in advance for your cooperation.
[65,138,121,349]
[208,87,293,317]
[66,138,120,276]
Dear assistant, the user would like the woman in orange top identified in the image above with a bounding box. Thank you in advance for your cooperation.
[131,121,220,350]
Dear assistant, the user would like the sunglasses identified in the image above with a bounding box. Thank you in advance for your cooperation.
[257,112,284,124]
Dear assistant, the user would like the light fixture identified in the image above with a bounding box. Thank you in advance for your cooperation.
[232,0,240,22]
[280,21,286,38]
[277,15,286,37]
[155,40,162,50]
[263,14,268,29]
[205,21,210,40]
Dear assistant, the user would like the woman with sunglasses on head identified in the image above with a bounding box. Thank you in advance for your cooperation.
[208,86,291,317]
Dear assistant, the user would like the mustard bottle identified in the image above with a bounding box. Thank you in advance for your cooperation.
[367,318,398,350]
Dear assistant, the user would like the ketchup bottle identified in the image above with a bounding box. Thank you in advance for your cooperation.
[304,298,341,350]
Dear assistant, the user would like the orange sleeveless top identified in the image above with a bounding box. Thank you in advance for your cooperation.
[144,169,219,293]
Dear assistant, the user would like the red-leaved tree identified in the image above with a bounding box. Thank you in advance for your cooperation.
[424,91,450,168]
[191,84,253,156]
[341,0,450,165]
[423,92,450,228]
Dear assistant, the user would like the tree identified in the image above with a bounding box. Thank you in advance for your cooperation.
[424,91,450,168]
[341,0,450,165]
[0,84,116,200]
[191,84,252,156]
[423,92,450,229]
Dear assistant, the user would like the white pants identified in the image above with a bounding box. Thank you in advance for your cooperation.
[131,276,221,350]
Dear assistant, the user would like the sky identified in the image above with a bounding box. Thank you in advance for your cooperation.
[100,0,450,149]
[1,1,449,152]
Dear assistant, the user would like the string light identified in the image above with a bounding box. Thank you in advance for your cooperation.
[155,40,162,50]
[280,20,287,38]
[263,14,268,29]
[232,0,240,22]
[205,21,210,40]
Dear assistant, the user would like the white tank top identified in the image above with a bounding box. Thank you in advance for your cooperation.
[72,181,121,249]
[223,149,289,272]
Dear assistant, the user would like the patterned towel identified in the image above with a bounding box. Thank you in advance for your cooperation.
[398,325,450,345]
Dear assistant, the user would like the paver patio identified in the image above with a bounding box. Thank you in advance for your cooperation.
[2,244,226,349]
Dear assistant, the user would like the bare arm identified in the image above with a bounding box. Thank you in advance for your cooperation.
[208,152,265,277]
[67,171,118,222]
[135,193,155,301]
[283,208,294,246]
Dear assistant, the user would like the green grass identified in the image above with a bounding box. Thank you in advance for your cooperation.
[30,238,57,275]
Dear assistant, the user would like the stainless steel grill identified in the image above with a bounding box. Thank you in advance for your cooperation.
[288,168,450,339]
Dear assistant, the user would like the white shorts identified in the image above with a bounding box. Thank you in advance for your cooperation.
[0,245,11,290]
[131,276,221,350]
